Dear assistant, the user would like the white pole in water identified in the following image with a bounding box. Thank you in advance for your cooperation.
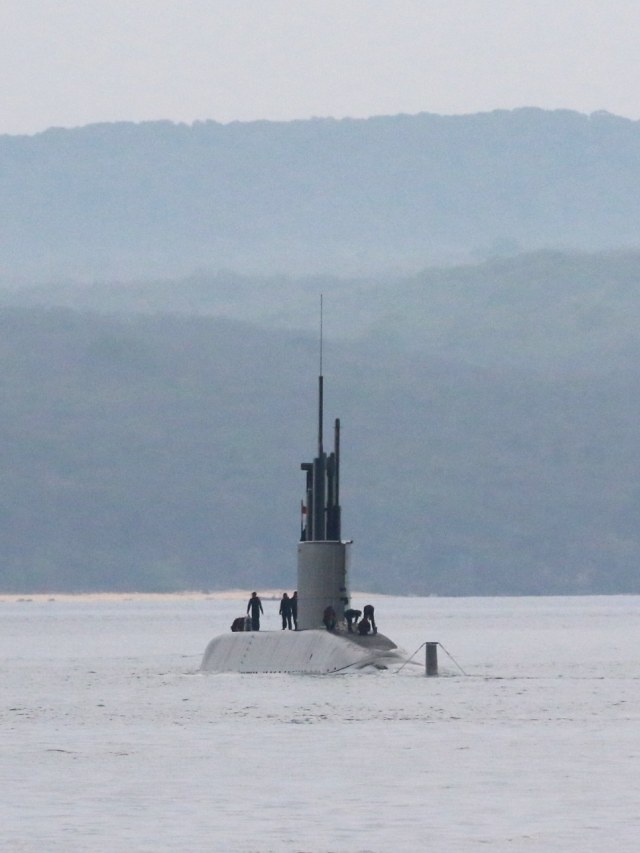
[425,642,439,676]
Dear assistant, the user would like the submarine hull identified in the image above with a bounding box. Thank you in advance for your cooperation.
[200,629,403,674]
[200,338,401,675]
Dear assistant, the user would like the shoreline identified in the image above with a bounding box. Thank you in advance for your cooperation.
[0,589,386,604]
[0,590,282,604]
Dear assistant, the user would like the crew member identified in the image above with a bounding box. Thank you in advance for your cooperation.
[246,591,264,631]
[345,608,362,633]
[363,603,377,635]
[323,605,336,632]
[279,592,293,630]
[357,616,371,636]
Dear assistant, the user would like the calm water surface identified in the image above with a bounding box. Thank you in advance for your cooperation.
[2,595,640,852]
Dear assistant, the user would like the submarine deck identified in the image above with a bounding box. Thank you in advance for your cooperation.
[200,628,403,674]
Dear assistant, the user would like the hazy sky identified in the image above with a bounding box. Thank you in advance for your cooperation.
[3,0,640,135]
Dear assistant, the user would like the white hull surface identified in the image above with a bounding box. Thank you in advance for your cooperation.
[200,629,404,674]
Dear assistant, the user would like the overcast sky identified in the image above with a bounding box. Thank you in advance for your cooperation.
[2,0,640,136]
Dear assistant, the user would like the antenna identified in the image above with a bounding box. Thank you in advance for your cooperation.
[319,293,323,375]
[301,292,341,543]
[318,294,324,455]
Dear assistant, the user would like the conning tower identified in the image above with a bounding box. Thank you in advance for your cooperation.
[297,370,351,630]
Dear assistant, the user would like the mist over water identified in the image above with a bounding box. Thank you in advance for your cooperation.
[3,594,639,851]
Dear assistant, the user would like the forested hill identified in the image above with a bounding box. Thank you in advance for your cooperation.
[2,109,640,280]
[3,250,640,595]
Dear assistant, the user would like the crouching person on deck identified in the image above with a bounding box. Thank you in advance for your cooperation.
[357,616,371,636]
[323,606,336,632]
[363,603,377,634]
[345,608,362,633]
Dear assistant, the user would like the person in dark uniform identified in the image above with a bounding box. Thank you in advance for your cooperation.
[279,592,293,630]
[246,591,264,631]
[345,608,362,633]
[291,591,298,630]
[357,616,371,635]
[322,605,336,632]
[363,603,377,634]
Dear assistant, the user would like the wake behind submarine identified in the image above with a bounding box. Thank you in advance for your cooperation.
[200,367,405,674]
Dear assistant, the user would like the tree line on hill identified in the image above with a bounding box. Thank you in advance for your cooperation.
[2,249,640,594]
[2,108,640,281]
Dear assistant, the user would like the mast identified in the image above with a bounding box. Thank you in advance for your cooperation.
[301,296,341,543]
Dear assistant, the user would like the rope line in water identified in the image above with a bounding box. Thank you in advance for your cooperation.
[437,642,468,676]
[395,642,426,674]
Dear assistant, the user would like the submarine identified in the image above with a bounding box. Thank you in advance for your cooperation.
[200,363,405,674]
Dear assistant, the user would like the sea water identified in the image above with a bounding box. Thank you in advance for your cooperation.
[2,594,640,852]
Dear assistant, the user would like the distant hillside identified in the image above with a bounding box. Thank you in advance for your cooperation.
[5,248,640,375]
[2,109,640,280]
[2,263,640,595]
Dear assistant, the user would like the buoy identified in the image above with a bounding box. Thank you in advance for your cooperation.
[425,642,438,676]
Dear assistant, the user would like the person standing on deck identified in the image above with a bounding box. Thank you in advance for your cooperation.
[247,592,264,631]
[279,593,293,630]
[291,591,298,630]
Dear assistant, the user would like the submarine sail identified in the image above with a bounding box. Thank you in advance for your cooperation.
[297,372,351,630]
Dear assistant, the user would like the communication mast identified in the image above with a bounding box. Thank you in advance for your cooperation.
[297,296,350,629]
